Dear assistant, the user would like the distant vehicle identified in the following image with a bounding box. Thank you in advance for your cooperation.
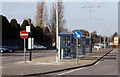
[34,44,47,50]
[0,46,15,53]
[94,45,102,50]
[5,46,18,51]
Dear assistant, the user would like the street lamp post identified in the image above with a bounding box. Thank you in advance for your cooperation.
[81,5,100,53]
[89,7,92,38]
[56,1,59,62]
[99,35,102,44]
[81,5,100,38]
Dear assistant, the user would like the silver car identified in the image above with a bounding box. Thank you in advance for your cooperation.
[34,44,47,50]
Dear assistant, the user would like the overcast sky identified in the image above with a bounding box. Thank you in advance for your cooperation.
[1,0,119,36]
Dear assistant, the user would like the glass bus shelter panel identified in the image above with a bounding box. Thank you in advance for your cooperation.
[81,37,86,55]
[85,38,92,53]
[59,33,75,59]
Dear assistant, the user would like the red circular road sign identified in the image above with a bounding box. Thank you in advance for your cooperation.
[20,30,28,39]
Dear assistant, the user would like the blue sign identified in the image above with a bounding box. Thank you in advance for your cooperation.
[73,31,82,39]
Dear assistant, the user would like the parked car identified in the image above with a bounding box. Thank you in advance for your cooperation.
[6,46,18,51]
[94,45,102,50]
[34,44,47,50]
[0,46,15,53]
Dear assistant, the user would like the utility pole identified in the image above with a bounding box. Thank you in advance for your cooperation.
[81,5,100,53]
[56,0,59,62]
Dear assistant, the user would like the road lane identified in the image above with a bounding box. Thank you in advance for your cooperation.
[1,50,56,66]
[46,49,118,76]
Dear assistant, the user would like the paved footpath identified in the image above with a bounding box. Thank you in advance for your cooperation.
[2,48,113,76]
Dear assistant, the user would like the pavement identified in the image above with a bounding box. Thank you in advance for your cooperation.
[2,48,113,76]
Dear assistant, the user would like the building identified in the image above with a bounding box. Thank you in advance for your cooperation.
[113,36,120,47]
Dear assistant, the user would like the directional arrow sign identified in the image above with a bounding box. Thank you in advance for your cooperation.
[73,31,82,39]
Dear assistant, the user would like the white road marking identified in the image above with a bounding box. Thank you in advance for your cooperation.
[58,68,84,75]
[58,59,101,75]
[95,61,100,65]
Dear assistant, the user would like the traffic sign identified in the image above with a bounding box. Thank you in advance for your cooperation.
[20,30,28,39]
[73,31,82,39]
[26,26,31,32]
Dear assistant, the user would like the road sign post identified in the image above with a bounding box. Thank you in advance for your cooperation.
[20,30,28,63]
[73,31,82,64]
[76,39,78,64]
[24,39,26,63]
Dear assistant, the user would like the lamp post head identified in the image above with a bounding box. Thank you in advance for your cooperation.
[81,5,101,8]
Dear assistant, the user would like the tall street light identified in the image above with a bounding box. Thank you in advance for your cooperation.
[81,5,100,53]
[56,1,59,62]
[56,1,58,52]
[99,35,102,44]
[81,5,100,38]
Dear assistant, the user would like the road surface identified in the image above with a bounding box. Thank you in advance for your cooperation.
[1,50,56,67]
[46,49,118,76]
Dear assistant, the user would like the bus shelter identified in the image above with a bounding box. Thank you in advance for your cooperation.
[58,33,92,60]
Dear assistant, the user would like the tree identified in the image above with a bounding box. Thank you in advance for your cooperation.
[49,3,56,47]
[91,31,104,44]
[42,4,50,45]
[35,0,50,45]
[80,29,89,37]
[43,26,51,46]
[10,19,21,39]
[35,0,45,28]
[43,7,49,27]
[44,26,50,36]
[49,1,66,47]
[21,19,29,30]
[2,15,14,39]
[34,26,43,44]
[91,31,97,36]
[57,0,66,32]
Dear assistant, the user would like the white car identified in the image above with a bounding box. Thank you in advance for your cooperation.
[34,44,47,50]
[94,45,102,50]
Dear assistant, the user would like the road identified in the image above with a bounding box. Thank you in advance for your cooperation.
[0,49,118,77]
[46,49,118,76]
[1,50,56,66]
